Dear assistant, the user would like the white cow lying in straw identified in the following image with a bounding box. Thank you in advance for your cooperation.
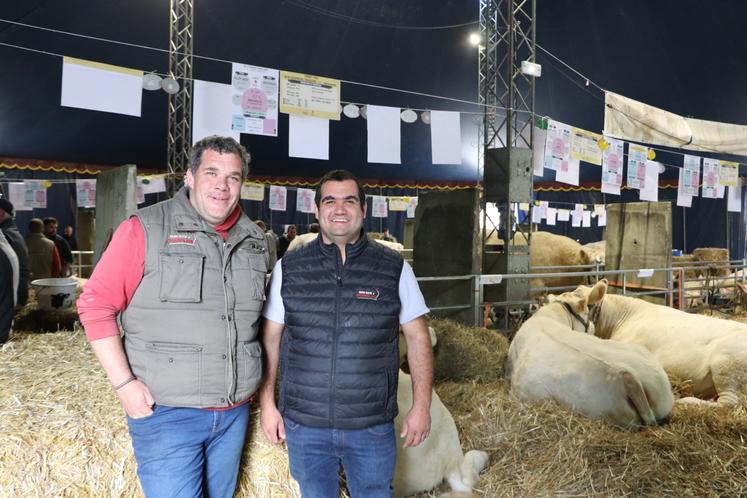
[506,280,673,427]
[583,283,747,407]
[393,327,489,496]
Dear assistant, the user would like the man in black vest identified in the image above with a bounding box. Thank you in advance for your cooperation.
[259,169,433,497]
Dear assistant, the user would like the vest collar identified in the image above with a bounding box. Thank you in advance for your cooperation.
[316,228,369,260]
[170,187,265,241]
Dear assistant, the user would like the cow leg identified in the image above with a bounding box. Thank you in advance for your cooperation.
[445,450,489,493]
[622,371,657,425]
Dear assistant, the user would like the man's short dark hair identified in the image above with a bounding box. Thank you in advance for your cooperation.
[189,135,251,179]
[43,217,58,226]
[29,218,44,233]
[314,169,366,209]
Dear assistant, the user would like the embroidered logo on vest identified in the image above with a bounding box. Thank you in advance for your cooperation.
[166,234,196,246]
[355,288,380,301]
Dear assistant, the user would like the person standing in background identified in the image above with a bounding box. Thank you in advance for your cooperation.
[43,217,73,277]
[0,198,29,306]
[25,218,60,279]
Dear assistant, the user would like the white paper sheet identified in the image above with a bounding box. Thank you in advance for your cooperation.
[571,212,581,227]
[556,158,580,186]
[193,79,240,143]
[639,160,659,201]
[676,168,693,207]
[61,57,143,117]
[728,182,742,212]
[406,197,418,218]
[7,183,31,211]
[546,207,557,226]
[367,105,401,164]
[371,195,388,217]
[531,207,543,224]
[601,182,621,195]
[557,209,570,222]
[140,176,167,194]
[289,115,329,160]
[582,211,591,227]
[75,179,96,208]
[597,211,607,227]
[296,188,316,213]
[430,111,462,164]
[532,126,548,176]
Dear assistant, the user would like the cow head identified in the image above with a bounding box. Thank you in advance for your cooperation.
[545,279,608,334]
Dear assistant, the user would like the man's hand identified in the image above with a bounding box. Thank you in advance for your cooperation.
[260,404,286,444]
[117,380,155,419]
[400,405,431,448]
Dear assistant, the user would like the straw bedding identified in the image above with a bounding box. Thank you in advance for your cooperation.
[4,317,747,497]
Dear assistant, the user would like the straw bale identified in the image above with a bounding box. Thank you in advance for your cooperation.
[429,319,509,382]
[672,254,699,279]
[693,247,730,277]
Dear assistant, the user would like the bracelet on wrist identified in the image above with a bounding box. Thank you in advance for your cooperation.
[113,375,137,391]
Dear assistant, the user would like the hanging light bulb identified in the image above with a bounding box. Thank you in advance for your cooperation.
[342,103,360,118]
[142,73,163,91]
[420,110,431,125]
[400,109,418,123]
[360,105,368,119]
[161,77,180,95]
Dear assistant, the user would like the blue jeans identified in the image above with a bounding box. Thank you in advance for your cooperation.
[126,403,250,498]
[284,417,396,498]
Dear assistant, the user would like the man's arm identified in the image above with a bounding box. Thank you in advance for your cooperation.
[77,217,153,418]
[399,315,433,448]
[258,319,286,443]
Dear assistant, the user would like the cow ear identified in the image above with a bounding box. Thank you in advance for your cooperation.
[588,279,608,305]
[545,294,557,304]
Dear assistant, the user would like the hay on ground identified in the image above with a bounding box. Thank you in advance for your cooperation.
[429,319,509,382]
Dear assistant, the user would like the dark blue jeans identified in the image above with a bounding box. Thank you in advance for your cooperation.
[284,417,396,498]
[126,403,250,498]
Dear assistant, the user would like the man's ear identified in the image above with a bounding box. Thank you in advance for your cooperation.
[185,169,195,189]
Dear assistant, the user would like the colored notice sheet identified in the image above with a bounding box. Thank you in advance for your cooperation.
[626,144,648,189]
[406,197,418,218]
[279,71,341,120]
[296,188,316,213]
[570,127,603,165]
[76,179,96,208]
[231,63,279,136]
[7,183,30,211]
[702,158,720,199]
[677,168,693,207]
[25,180,46,208]
[719,161,739,187]
[546,119,572,174]
[388,197,410,212]
[556,158,580,186]
[269,186,287,211]
[601,137,624,194]
[682,155,701,196]
[241,183,265,201]
[140,175,167,194]
[61,57,143,117]
[371,196,388,218]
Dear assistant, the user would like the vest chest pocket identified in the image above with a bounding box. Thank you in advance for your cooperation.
[159,253,205,302]
[232,249,267,302]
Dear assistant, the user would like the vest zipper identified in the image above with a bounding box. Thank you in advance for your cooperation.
[330,250,343,427]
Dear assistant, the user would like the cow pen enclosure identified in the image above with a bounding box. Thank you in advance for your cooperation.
[5,309,747,497]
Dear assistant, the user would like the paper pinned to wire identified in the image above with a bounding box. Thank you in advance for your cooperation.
[570,127,603,165]
[719,161,739,187]
[637,268,654,278]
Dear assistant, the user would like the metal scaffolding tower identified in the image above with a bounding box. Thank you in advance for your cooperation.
[478,0,537,327]
[166,0,194,195]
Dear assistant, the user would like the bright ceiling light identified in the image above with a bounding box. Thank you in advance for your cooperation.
[468,33,481,46]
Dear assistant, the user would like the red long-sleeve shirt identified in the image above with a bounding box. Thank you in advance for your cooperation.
[78,206,241,341]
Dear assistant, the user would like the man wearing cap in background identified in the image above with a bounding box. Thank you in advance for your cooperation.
[0,198,29,306]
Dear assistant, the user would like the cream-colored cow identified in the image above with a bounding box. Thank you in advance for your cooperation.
[393,371,489,497]
[581,284,747,407]
[506,280,673,427]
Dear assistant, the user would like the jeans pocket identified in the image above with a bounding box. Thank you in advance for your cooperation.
[127,404,159,423]
[366,421,394,437]
[284,417,300,432]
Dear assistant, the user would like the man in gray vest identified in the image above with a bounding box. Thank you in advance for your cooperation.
[259,169,433,497]
[78,136,269,497]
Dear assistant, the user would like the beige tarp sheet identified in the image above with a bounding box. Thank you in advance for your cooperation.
[604,91,747,156]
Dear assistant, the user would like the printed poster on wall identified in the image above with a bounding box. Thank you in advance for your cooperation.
[279,71,341,120]
[24,180,47,208]
[388,197,410,212]
[719,161,739,187]
[702,158,720,199]
[570,127,602,165]
[371,195,388,218]
[546,119,571,173]
[296,188,316,214]
[601,137,624,194]
[241,183,265,201]
[231,63,279,136]
[7,183,31,211]
[269,185,287,211]
[626,144,648,189]
[76,179,96,208]
[677,168,693,207]
[682,155,701,196]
